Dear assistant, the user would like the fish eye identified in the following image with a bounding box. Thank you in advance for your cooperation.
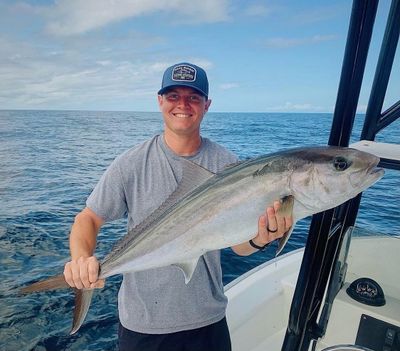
[333,156,351,171]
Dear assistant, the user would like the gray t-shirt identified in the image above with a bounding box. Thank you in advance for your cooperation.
[87,134,238,334]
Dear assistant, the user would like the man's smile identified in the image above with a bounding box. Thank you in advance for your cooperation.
[173,113,192,118]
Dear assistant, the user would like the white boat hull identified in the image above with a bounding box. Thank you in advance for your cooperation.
[225,232,400,351]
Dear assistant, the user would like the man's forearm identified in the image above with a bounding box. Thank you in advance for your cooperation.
[69,208,103,259]
[64,207,105,289]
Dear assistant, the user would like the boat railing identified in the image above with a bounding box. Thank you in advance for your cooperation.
[281,0,400,350]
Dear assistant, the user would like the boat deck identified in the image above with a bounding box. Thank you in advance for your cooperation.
[225,233,400,350]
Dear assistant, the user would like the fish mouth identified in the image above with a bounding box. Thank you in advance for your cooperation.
[352,157,384,190]
[369,166,384,176]
[366,166,385,185]
[367,157,384,177]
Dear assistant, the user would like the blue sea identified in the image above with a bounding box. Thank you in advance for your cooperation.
[0,110,399,350]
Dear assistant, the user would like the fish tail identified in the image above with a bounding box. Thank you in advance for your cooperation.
[20,274,69,294]
[20,274,94,334]
[70,288,94,334]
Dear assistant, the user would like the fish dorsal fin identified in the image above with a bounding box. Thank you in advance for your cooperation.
[173,257,200,284]
[102,159,215,264]
[169,157,216,205]
[222,160,242,170]
[131,158,215,233]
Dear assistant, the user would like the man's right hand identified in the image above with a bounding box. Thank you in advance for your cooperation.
[64,256,105,289]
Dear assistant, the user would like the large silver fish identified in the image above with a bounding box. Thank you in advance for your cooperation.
[20,146,384,334]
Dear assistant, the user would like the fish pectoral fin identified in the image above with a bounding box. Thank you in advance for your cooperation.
[70,288,95,335]
[274,195,296,256]
[276,225,295,257]
[173,258,199,284]
[277,195,294,217]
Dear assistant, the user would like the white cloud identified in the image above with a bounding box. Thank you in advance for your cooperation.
[38,0,230,36]
[263,34,337,49]
[356,104,368,113]
[96,60,113,67]
[268,101,326,112]
[219,83,239,90]
[0,31,213,110]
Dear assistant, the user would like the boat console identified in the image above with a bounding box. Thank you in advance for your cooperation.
[316,230,400,351]
[322,315,400,351]
[354,314,400,351]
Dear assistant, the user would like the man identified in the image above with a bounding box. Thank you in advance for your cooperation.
[64,62,292,350]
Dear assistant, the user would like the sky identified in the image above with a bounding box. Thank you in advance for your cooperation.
[0,0,398,113]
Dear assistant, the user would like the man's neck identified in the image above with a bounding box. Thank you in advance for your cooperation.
[163,131,202,156]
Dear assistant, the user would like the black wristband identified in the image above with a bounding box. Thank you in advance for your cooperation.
[249,239,270,251]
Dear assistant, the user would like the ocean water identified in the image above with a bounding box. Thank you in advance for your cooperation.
[0,110,398,350]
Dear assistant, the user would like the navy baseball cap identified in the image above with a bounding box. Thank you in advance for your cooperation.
[158,62,209,97]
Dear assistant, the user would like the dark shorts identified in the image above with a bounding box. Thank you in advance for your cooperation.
[118,317,232,351]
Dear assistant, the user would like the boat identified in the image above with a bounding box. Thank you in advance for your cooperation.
[225,1,400,350]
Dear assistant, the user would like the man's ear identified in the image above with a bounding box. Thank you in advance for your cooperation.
[205,99,212,112]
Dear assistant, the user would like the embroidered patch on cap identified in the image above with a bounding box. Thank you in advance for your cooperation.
[172,65,197,82]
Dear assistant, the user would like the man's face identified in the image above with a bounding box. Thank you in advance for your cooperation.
[158,86,211,137]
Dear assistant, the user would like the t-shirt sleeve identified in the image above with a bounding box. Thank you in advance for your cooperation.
[86,157,128,222]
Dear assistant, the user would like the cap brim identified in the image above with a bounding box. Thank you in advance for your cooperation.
[158,84,207,97]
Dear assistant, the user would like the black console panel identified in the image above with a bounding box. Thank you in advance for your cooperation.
[356,314,400,351]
